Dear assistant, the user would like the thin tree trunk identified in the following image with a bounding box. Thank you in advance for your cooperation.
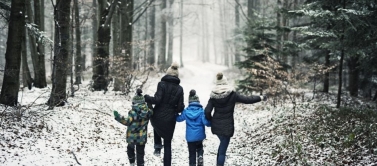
[112,7,121,90]
[323,50,330,93]
[158,0,167,69]
[276,0,282,61]
[48,0,72,107]
[22,25,33,90]
[336,49,344,108]
[74,0,82,84]
[92,0,98,71]
[0,0,25,106]
[34,0,47,88]
[167,0,174,66]
[235,0,240,63]
[70,4,74,97]
[179,0,183,67]
[148,0,156,67]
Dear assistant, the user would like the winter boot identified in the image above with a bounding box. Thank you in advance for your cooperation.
[153,148,161,157]
[197,155,203,166]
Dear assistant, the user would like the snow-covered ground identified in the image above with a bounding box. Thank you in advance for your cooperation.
[2,61,376,166]
[0,61,273,166]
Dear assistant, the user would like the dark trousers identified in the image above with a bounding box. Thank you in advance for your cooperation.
[127,144,145,166]
[216,135,231,166]
[154,129,172,166]
[187,141,204,165]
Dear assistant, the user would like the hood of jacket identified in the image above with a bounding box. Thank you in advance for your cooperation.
[185,102,203,120]
[161,75,180,84]
[132,103,150,119]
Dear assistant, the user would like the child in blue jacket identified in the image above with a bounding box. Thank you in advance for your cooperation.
[176,89,211,166]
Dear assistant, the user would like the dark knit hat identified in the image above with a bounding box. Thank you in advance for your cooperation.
[188,89,200,103]
[132,88,145,104]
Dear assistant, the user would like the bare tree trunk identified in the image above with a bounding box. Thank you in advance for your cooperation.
[336,49,344,108]
[92,0,98,72]
[25,0,38,84]
[112,7,121,90]
[276,0,282,61]
[22,24,33,90]
[48,0,71,107]
[234,0,241,63]
[34,0,47,88]
[148,0,156,67]
[179,0,183,67]
[167,0,174,66]
[158,0,167,69]
[0,0,25,106]
[323,50,330,93]
[74,0,82,84]
[92,0,118,91]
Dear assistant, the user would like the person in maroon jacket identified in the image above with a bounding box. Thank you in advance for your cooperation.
[205,72,267,166]
[144,62,185,166]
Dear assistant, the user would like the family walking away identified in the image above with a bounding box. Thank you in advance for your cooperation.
[176,89,211,166]
[205,72,267,166]
[113,88,153,166]
[114,62,267,166]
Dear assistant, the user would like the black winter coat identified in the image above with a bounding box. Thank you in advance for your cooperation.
[205,92,261,137]
[145,75,185,140]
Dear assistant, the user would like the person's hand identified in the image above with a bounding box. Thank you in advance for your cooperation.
[144,94,150,99]
[263,95,268,101]
[113,110,121,121]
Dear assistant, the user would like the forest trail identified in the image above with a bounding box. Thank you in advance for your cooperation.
[143,61,230,165]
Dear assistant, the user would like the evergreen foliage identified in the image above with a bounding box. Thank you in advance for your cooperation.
[236,11,286,95]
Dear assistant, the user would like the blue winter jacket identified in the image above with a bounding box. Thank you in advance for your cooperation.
[176,102,211,142]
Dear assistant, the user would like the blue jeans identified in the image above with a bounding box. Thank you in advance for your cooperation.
[217,135,231,166]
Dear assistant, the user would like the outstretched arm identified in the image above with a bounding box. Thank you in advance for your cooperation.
[114,111,133,126]
[235,93,262,104]
[176,92,185,113]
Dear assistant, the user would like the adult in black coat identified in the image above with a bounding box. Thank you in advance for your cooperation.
[144,62,185,166]
[205,72,267,166]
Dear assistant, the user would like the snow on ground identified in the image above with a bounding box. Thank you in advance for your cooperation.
[1,61,273,166]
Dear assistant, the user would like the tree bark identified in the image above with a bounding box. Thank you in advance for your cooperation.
[336,49,344,108]
[158,0,167,69]
[22,24,33,90]
[167,0,174,66]
[25,0,39,85]
[179,0,183,67]
[235,0,241,63]
[112,6,121,91]
[92,0,98,69]
[148,0,156,66]
[323,50,330,93]
[92,0,118,91]
[34,0,47,88]
[0,0,25,106]
[73,0,82,84]
[48,0,72,107]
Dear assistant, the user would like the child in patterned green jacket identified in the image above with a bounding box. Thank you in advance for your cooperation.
[114,89,153,166]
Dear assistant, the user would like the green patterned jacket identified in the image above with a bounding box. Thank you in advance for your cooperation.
[118,103,153,145]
